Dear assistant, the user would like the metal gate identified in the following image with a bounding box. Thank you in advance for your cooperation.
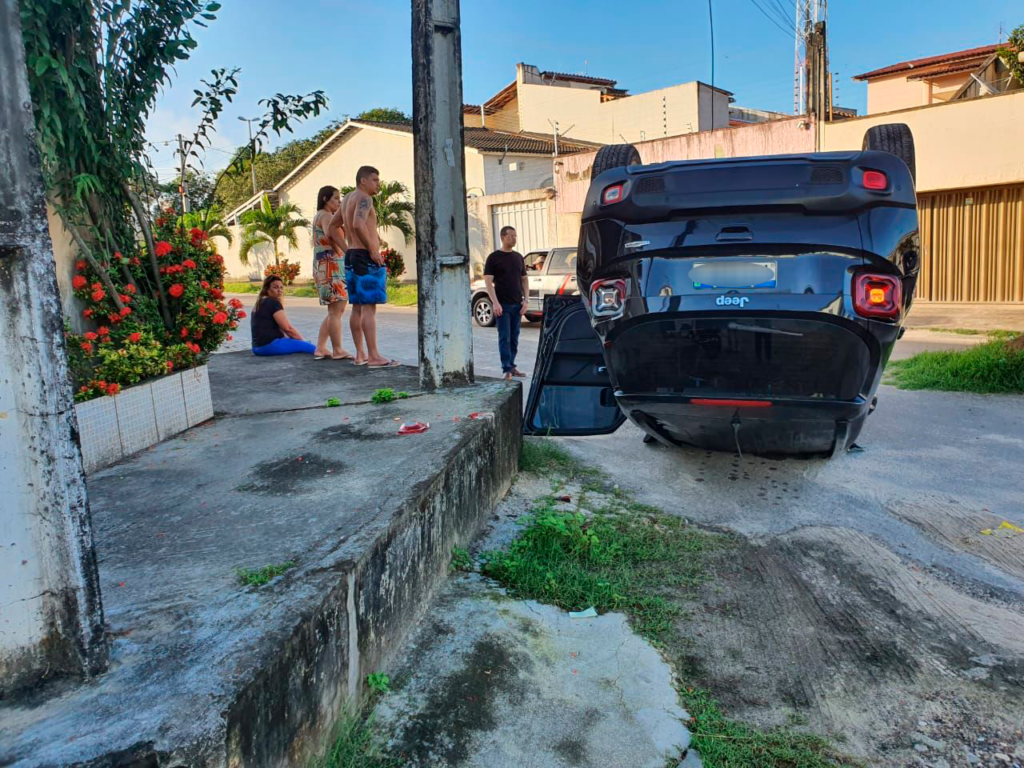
[491,200,548,254]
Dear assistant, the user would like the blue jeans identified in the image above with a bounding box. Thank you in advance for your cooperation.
[252,337,317,356]
[495,303,522,373]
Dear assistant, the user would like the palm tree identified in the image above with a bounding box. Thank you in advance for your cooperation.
[178,206,233,245]
[340,180,415,245]
[238,194,309,265]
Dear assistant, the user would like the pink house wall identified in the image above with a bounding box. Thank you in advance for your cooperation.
[554,117,816,214]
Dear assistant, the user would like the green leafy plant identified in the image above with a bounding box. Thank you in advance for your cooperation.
[239,194,309,266]
[365,672,390,694]
[355,107,411,124]
[326,397,341,407]
[887,336,1024,394]
[450,545,473,572]
[370,388,409,404]
[235,560,296,587]
[997,24,1024,90]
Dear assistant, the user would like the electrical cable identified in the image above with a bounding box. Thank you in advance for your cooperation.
[746,0,795,37]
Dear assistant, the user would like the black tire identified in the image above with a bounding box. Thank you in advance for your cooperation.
[472,294,495,328]
[862,123,916,183]
[592,143,641,179]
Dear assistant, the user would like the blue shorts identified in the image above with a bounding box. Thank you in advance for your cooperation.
[252,337,316,356]
[345,249,387,305]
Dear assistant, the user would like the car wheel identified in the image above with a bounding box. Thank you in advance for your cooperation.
[862,123,916,183]
[592,143,642,178]
[473,295,495,327]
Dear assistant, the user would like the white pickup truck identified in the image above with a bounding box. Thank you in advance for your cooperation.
[470,247,579,327]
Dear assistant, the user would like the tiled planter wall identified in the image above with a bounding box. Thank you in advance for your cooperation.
[75,365,213,473]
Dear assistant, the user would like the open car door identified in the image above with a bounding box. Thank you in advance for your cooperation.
[523,295,626,436]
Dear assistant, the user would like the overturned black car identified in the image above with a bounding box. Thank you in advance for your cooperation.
[524,124,920,457]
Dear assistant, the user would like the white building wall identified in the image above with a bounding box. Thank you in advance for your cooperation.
[481,153,555,195]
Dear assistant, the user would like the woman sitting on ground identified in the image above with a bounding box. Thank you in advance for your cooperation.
[250,275,316,356]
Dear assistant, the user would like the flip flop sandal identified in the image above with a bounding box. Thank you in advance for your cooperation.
[332,354,355,361]
[314,355,330,361]
[353,359,369,366]
[368,359,401,369]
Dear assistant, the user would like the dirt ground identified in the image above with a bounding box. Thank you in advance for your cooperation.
[669,525,1024,766]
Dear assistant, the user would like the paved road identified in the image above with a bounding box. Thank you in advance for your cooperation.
[220,294,985,386]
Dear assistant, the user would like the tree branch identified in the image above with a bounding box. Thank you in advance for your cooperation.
[123,181,172,327]
[57,208,125,312]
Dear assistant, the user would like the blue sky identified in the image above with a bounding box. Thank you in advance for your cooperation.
[148,0,1020,180]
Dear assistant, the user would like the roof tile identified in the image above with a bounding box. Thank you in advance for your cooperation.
[854,43,999,80]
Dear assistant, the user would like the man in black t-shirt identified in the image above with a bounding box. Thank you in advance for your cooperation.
[483,226,529,379]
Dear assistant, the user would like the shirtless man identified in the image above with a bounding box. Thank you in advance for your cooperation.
[333,165,398,368]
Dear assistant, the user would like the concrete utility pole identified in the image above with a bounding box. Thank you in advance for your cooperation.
[0,0,107,695]
[411,0,474,389]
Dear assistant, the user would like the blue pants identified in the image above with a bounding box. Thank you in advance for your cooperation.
[252,337,317,356]
[495,303,522,373]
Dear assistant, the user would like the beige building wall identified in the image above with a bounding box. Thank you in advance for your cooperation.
[865,71,975,113]
[216,127,419,282]
[517,81,731,145]
[821,90,1024,192]
[555,116,815,214]
[487,95,520,133]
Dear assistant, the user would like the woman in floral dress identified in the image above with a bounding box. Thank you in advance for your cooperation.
[312,185,352,360]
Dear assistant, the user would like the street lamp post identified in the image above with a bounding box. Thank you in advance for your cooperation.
[238,116,258,196]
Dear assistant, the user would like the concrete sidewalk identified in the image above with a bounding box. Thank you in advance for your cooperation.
[1,354,521,767]
[907,302,1024,331]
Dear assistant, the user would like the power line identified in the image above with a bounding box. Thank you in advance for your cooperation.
[746,0,795,38]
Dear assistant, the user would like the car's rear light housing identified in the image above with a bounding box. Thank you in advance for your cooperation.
[861,169,889,191]
[853,273,902,319]
[601,181,630,205]
[591,279,626,318]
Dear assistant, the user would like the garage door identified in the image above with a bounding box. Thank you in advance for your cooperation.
[917,184,1024,302]
[491,200,548,255]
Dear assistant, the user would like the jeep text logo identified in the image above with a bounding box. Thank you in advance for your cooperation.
[716,295,750,307]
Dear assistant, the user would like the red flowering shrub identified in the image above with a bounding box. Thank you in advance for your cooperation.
[66,214,245,402]
[380,247,405,282]
[263,259,302,286]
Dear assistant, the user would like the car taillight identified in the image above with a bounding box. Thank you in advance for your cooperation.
[853,273,902,319]
[861,170,888,191]
[591,279,626,317]
[601,182,628,205]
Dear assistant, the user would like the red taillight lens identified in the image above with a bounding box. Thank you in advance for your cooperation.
[591,279,626,317]
[862,170,888,191]
[601,182,628,205]
[853,273,902,319]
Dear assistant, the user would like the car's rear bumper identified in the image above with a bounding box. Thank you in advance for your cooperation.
[602,311,896,455]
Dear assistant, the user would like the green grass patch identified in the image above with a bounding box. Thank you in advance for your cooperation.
[235,560,296,587]
[317,707,400,768]
[366,672,390,694]
[481,496,716,644]
[519,437,601,479]
[887,337,1024,394]
[223,281,317,298]
[925,327,983,335]
[387,282,418,307]
[680,688,862,767]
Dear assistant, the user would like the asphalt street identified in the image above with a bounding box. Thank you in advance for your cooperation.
[220,294,987,386]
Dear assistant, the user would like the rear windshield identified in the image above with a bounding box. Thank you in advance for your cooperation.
[546,248,578,275]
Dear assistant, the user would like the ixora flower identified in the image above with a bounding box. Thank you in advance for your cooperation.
[72,275,87,290]
[83,332,98,341]
[180,327,189,338]
[125,283,136,295]
[91,289,106,302]
[83,308,94,318]
[128,332,142,343]
[97,326,110,336]
[165,360,174,372]
[154,241,173,258]
[182,259,197,270]
[186,342,201,355]
[120,307,132,317]
[235,311,247,320]
[75,259,87,271]
[168,284,185,298]
[212,312,228,325]
[106,383,121,396]
[229,298,243,309]
[80,341,93,354]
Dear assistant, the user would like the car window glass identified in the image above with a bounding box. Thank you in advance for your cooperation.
[546,249,577,275]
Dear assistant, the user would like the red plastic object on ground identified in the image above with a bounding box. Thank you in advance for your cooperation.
[398,421,430,434]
